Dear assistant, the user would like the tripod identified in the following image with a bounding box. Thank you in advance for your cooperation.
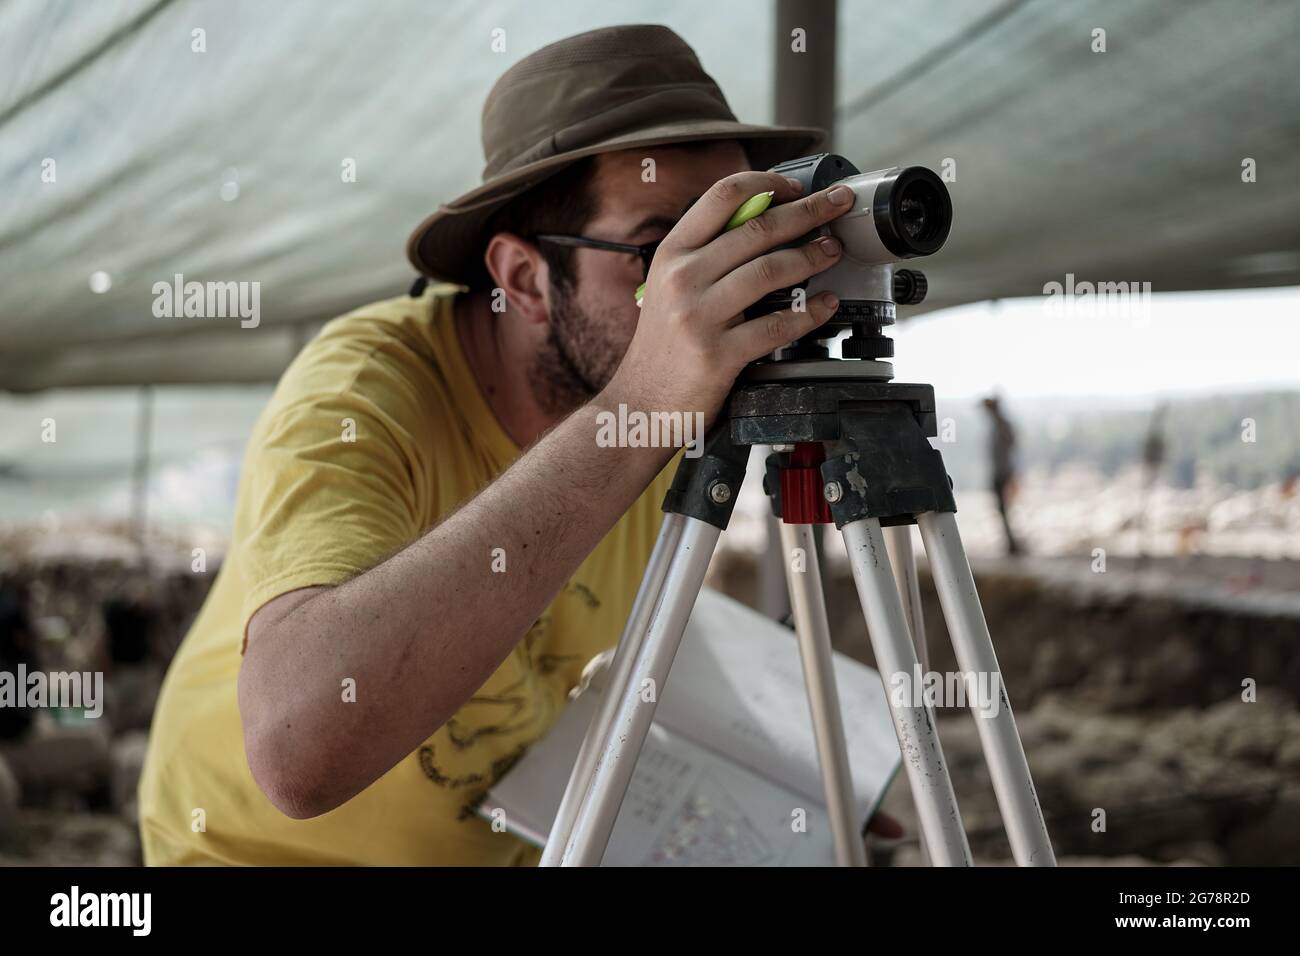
[540,357,1056,867]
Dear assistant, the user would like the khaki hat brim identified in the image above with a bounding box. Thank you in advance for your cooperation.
[406,118,826,288]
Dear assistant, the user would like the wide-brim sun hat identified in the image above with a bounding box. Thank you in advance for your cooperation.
[406,23,827,289]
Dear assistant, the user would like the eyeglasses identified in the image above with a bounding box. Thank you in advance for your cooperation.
[532,233,664,282]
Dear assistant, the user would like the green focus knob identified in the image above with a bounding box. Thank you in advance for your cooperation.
[636,190,775,307]
[724,189,775,231]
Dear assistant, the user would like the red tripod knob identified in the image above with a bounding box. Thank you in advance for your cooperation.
[780,442,832,524]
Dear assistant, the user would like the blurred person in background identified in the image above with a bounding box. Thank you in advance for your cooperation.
[982,394,1021,556]
[1137,402,1169,562]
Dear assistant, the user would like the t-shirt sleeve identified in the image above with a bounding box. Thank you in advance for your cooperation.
[233,380,429,650]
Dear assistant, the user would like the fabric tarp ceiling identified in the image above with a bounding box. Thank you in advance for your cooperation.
[2,0,1298,390]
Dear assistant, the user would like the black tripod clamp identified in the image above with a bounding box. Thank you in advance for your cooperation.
[659,417,749,529]
[660,378,957,531]
[818,400,957,528]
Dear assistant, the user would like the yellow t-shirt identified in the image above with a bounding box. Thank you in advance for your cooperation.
[138,283,675,866]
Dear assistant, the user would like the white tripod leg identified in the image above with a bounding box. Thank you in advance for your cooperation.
[778,522,867,867]
[540,513,684,866]
[841,517,972,866]
[884,524,929,672]
[559,517,721,866]
[917,511,1056,866]
[883,522,932,865]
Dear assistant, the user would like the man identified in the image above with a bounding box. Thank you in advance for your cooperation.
[1136,402,1168,562]
[139,24,892,865]
[981,394,1022,556]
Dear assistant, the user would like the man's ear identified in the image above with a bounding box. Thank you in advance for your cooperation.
[483,232,551,325]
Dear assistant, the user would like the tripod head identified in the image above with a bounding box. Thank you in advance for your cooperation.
[745,154,953,380]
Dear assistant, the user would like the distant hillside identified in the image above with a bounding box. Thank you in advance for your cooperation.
[934,391,1300,492]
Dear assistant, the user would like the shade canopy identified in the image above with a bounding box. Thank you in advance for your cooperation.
[2,0,1297,391]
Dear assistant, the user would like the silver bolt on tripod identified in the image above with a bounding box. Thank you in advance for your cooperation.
[540,359,1057,868]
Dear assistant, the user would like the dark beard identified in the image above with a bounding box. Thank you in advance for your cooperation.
[527,281,622,418]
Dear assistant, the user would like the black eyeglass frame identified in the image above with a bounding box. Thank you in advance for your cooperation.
[532,233,663,281]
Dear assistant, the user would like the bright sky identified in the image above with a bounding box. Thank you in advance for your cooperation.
[886,285,1300,403]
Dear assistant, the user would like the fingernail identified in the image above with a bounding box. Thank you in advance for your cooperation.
[818,237,841,256]
[828,184,853,205]
[785,176,804,192]
[823,293,840,309]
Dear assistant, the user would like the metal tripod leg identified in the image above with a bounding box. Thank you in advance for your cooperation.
[778,522,867,867]
[917,511,1056,866]
[841,517,973,866]
[558,516,721,866]
[883,523,932,865]
[884,525,929,672]
[540,512,684,866]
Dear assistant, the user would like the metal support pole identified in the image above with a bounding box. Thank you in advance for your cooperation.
[131,384,153,554]
[755,447,792,622]
[774,0,839,148]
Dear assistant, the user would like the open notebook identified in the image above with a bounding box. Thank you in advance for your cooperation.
[478,587,901,866]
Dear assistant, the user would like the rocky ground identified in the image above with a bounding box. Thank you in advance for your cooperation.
[2,519,1298,866]
[709,545,1300,867]
[872,693,1300,866]
[0,523,197,865]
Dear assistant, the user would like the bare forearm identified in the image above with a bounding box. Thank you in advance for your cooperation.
[240,385,674,816]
